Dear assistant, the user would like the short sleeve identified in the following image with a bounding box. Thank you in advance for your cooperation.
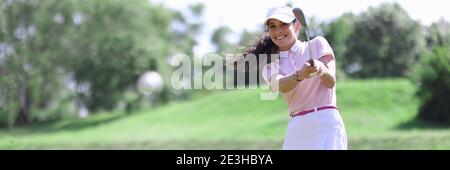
[313,36,335,60]
[262,62,283,93]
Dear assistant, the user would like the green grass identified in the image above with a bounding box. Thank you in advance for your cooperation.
[1,78,449,149]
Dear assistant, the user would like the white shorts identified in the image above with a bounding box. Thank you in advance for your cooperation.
[283,109,347,150]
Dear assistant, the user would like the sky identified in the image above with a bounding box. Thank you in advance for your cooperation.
[151,0,450,56]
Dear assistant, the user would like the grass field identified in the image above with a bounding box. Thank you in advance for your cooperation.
[1,78,449,149]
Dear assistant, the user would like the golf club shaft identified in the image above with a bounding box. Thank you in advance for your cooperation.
[305,28,314,66]
[292,7,314,67]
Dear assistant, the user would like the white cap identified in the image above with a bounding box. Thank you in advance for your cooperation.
[264,6,295,25]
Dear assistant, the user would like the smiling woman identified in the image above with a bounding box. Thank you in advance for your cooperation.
[240,6,346,150]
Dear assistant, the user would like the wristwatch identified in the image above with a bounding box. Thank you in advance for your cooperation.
[294,71,302,81]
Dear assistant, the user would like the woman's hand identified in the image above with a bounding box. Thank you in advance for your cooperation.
[278,57,335,93]
[296,60,323,80]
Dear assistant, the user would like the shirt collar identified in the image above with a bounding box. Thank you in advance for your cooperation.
[279,40,302,58]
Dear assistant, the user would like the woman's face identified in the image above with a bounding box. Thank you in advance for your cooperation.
[267,19,300,51]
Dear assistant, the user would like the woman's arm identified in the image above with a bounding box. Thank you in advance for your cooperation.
[277,61,321,93]
[278,73,301,93]
[317,54,336,89]
[274,54,336,93]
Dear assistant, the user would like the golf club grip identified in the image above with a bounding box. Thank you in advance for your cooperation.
[308,59,314,67]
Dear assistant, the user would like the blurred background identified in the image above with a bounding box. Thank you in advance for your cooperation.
[0,0,449,149]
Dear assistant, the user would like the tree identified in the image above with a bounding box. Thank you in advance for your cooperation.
[211,26,233,53]
[425,19,450,49]
[345,2,424,77]
[0,0,77,126]
[67,0,173,112]
[324,13,355,79]
[170,3,204,57]
[412,46,450,124]
[238,29,259,48]
[168,3,206,99]
[0,0,178,126]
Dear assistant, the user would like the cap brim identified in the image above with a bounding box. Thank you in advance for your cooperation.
[264,14,295,25]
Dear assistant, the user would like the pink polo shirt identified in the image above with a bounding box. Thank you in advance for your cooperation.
[262,36,337,115]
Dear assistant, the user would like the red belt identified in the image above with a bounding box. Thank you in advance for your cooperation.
[291,106,338,118]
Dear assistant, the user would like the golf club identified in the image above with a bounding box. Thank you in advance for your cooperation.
[293,7,318,76]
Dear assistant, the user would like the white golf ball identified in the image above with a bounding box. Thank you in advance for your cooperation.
[137,71,164,95]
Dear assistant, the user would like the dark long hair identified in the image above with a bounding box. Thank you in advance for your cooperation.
[227,35,278,76]
[243,35,280,64]
[225,35,279,75]
[229,35,280,86]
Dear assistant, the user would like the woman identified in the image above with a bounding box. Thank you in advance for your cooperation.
[246,6,347,150]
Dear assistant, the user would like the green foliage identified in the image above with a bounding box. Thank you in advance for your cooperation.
[168,3,205,100]
[67,0,173,112]
[171,2,204,56]
[324,13,355,80]
[297,16,324,42]
[0,0,78,126]
[0,0,184,126]
[0,76,20,127]
[344,3,424,77]
[412,46,450,124]
[238,29,259,47]
[325,13,355,61]
[425,19,450,49]
[211,26,233,53]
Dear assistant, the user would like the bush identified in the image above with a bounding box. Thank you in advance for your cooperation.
[345,3,424,77]
[413,46,450,124]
